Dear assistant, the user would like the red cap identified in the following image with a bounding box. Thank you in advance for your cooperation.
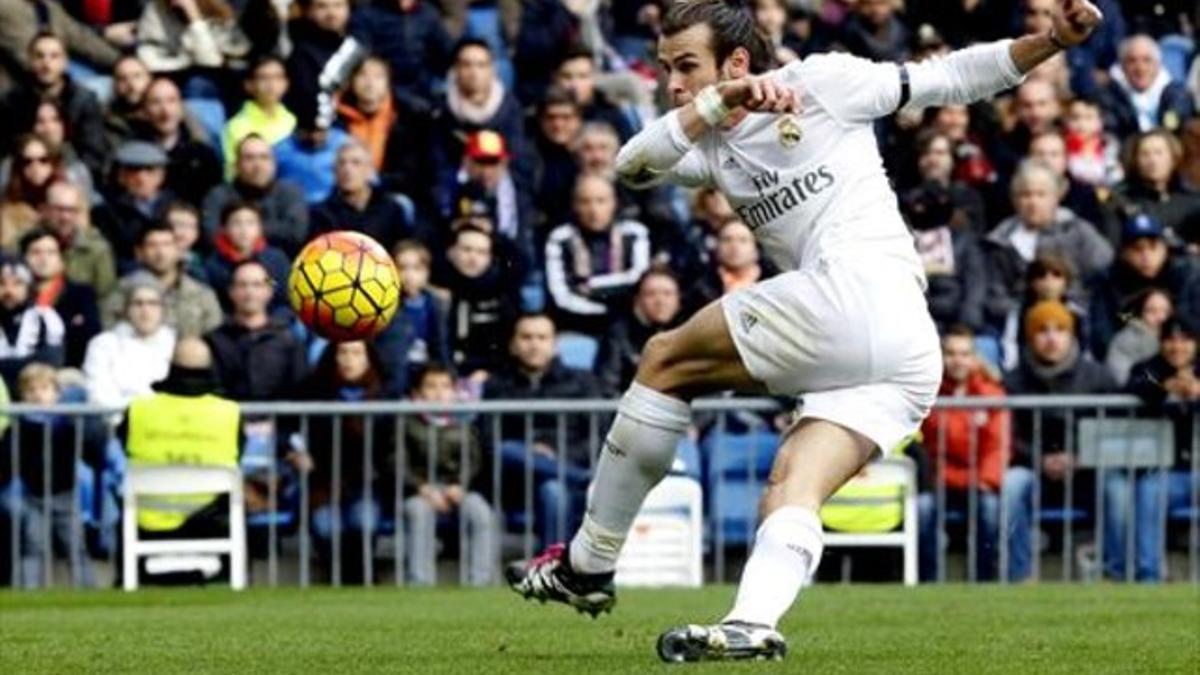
[464,130,509,162]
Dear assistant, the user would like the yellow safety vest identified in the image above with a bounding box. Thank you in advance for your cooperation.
[820,436,914,533]
[126,393,240,531]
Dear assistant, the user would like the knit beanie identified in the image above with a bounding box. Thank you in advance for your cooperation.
[1024,300,1075,341]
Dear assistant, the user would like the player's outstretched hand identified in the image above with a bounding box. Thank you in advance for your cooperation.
[719,75,801,115]
[1053,0,1103,47]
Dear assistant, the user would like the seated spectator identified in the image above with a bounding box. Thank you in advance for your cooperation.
[0,363,101,588]
[596,268,682,396]
[102,223,223,338]
[40,181,115,297]
[336,56,429,194]
[398,364,495,586]
[1103,129,1200,246]
[1001,254,1089,371]
[92,141,176,268]
[165,201,208,281]
[439,131,534,267]
[684,218,765,317]
[222,56,296,175]
[1,135,64,253]
[552,47,635,142]
[483,313,599,546]
[1063,97,1122,188]
[4,101,96,202]
[1028,131,1104,229]
[0,256,63,391]
[1107,288,1173,387]
[442,225,520,382]
[1089,213,1200,358]
[1003,300,1117,582]
[983,160,1113,340]
[992,80,1061,188]
[1119,317,1200,581]
[433,39,527,191]
[671,186,735,281]
[754,0,800,65]
[532,87,583,230]
[274,109,351,205]
[136,0,250,76]
[510,0,578,105]
[1099,35,1194,138]
[201,134,310,255]
[0,1,119,93]
[545,174,650,338]
[1,32,107,178]
[375,240,449,396]
[204,202,290,312]
[84,273,175,410]
[297,340,393,584]
[103,55,153,150]
[837,0,909,63]
[903,130,988,334]
[351,0,452,107]
[285,0,364,139]
[140,77,222,206]
[20,228,100,368]
[310,142,414,249]
[917,326,1008,582]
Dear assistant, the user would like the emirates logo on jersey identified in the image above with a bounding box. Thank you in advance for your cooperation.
[776,115,803,148]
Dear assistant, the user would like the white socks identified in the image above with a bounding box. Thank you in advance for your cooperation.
[569,382,691,574]
[723,506,824,629]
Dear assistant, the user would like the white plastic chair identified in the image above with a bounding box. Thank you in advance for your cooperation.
[615,475,704,588]
[122,465,247,591]
[822,457,919,586]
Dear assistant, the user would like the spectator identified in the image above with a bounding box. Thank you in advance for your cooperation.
[683,218,765,317]
[511,0,579,105]
[351,0,452,107]
[837,0,909,63]
[165,201,208,281]
[532,87,584,230]
[0,0,119,91]
[442,225,520,381]
[1107,288,1173,386]
[1028,131,1105,229]
[545,173,650,338]
[83,273,175,410]
[440,131,534,267]
[222,56,296,176]
[993,80,1061,182]
[0,255,63,391]
[102,223,223,338]
[1089,213,1200,358]
[310,142,414,249]
[0,32,107,178]
[1,135,64,252]
[399,363,495,586]
[336,56,424,182]
[103,55,153,150]
[2,101,97,202]
[1,363,100,588]
[1063,97,1123,188]
[917,325,1008,582]
[983,161,1113,341]
[136,0,250,76]
[902,130,988,334]
[1103,129,1200,246]
[206,260,306,401]
[483,313,599,545]
[285,0,364,138]
[672,186,734,281]
[297,340,393,584]
[92,140,176,268]
[753,0,799,65]
[140,77,222,206]
[201,134,310,255]
[1003,300,1117,582]
[40,181,115,297]
[273,108,352,205]
[596,268,682,396]
[1120,317,1200,581]
[204,201,290,312]
[1099,35,1194,138]
[929,104,1000,203]
[375,240,449,396]
[553,48,635,142]
[1002,254,1089,370]
[20,228,100,368]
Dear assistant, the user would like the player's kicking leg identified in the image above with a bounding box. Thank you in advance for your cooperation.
[506,301,759,617]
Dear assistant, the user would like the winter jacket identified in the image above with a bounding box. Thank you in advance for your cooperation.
[1088,256,1200,359]
[62,226,117,298]
[36,277,100,369]
[351,0,452,105]
[511,0,578,104]
[595,310,678,396]
[1,409,104,496]
[0,76,108,179]
[221,101,297,178]
[443,263,521,376]
[0,300,64,391]
[101,271,223,338]
[82,321,175,409]
[205,318,307,402]
[201,179,311,256]
[309,189,415,251]
[431,85,530,201]
[374,289,451,396]
[1101,179,1200,246]
[544,220,651,337]
[1099,72,1195,139]
[202,239,291,313]
[919,369,1009,492]
[1126,354,1197,470]
[91,189,175,270]
[482,357,602,465]
[156,127,224,207]
[911,221,988,332]
[1105,319,1161,387]
[397,412,482,493]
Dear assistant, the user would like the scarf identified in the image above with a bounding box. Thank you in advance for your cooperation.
[569,225,625,282]
[214,231,266,263]
[1110,63,1172,132]
[35,275,65,308]
[337,95,396,170]
[719,265,762,292]
[1027,340,1082,382]
[446,76,506,126]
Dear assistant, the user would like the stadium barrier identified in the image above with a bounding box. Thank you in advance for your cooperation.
[2,396,1197,588]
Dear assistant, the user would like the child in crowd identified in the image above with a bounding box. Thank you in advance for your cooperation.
[375,240,450,396]
[1064,97,1123,190]
[222,56,296,176]
[204,201,291,313]
[164,201,208,282]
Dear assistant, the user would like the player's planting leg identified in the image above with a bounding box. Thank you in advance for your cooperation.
[658,419,874,663]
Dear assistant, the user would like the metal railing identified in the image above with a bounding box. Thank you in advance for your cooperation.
[2,395,1196,588]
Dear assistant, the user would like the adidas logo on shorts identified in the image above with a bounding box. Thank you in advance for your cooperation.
[740,311,759,334]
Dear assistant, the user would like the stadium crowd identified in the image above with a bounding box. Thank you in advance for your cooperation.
[0,0,1198,587]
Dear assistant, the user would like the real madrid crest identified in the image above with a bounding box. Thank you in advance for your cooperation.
[776,115,802,148]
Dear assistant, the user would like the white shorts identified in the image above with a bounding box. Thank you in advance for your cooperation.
[721,255,942,452]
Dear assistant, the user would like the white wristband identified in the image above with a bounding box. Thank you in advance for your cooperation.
[694,85,731,127]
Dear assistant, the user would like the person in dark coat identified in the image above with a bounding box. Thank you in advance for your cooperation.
[440,225,520,380]
[202,202,291,314]
[596,268,683,396]
[285,0,366,134]
[309,141,415,250]
[836,0,910,63]
[137,77,222,207]
[552,48,636,142]
[374,240,450,396]
[350,0,452,107]
[511,0,578,105]
[1097,34,1194,139]
[91,141,177,270]
[531,87,583,231]
[20,228,100,368]
[1101,130,1200,246]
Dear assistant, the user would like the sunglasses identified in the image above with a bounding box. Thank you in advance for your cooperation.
[21,155,51,167]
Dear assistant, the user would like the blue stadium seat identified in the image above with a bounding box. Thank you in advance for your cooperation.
[672,437,702,480]
[185,99,228,162]
[465,7,515,90]
[556,333,599,370]
[702,431,780,545]
[702,430,779,481]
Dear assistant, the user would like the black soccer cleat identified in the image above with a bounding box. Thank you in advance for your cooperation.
[505,543,616,618]
[656,621,788,663]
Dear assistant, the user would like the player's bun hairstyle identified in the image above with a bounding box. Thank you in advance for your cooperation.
[662,0,776,74]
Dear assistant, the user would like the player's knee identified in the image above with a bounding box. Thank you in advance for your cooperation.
[636,331,685,393]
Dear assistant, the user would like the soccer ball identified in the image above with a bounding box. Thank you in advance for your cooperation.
[288,231,401,341]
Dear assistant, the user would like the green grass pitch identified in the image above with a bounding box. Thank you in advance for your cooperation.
[2,585,1197,673]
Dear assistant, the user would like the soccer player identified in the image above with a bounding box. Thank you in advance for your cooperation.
[507,0,1103,663]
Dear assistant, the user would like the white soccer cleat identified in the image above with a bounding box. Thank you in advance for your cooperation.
[656,621,788,663]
